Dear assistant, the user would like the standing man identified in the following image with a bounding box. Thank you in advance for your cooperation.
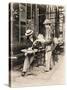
[43,19,53,72]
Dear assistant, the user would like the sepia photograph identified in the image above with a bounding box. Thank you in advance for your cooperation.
[9,3,65,87]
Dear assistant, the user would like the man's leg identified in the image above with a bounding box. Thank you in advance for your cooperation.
[30,56,34,64]
[28,56,34,72]
[45,51,52,71]
[22,56,30,73]
[50,52,54,69]
[22,55,34,76]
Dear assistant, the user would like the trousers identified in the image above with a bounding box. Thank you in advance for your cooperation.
[22,55,34,72]
[45,46,53,71]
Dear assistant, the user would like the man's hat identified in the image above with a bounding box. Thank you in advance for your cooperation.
[25,29,33,36]
[43,19,51,25]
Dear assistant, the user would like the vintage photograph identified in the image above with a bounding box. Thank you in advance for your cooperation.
[9,3,65,87]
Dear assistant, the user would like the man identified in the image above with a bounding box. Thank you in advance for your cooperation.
[33,34,46,66]
[55,33,64,54]
[21,29,36,76]
[43,19,54,72]
[58,33,64,46]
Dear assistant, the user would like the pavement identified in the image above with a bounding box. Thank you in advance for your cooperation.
[10,54,65,87]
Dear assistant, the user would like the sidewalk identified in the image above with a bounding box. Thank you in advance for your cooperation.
[11,54,65,87]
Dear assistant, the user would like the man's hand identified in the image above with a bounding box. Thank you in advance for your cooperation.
[28,47,32,50]
[45,39,51,44]
[25,52,27,56]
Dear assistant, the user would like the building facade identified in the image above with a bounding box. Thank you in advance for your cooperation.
[9,3,64,56]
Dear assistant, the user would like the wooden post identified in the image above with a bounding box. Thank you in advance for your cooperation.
[19,3,21,44]
[26,3,27,31]
[11,3,13,56]
[35,4,39,35]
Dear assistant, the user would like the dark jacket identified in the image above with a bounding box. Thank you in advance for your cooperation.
[24,35,36,48]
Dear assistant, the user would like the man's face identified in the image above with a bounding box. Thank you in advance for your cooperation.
[59,34,63,38]
[45,24,50,29]
[29,34,33,39]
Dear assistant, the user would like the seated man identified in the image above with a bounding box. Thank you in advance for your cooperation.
[53,33,64,54]
[33,34,46,66]
[52,33,64,63]
[57,33,64,53]
[58,33,64,46]
[21,29,37,76]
